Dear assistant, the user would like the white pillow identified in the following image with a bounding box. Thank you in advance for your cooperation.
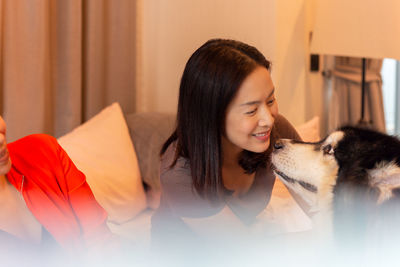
[58,103,147,224]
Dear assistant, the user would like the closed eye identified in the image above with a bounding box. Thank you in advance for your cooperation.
[245,108,257,115]
[267,98,275,106]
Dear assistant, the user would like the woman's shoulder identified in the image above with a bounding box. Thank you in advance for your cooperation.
[158,142,225,217]
[160,142,191,176]
[160,143,192,195]
[8,134,59,156]
[9,134,57,146]
[7,134,66,174]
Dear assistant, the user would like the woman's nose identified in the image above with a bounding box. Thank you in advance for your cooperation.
[258,109,274,127]
[274,140,284,149]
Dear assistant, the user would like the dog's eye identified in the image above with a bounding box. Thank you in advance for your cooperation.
[322,144,334,155]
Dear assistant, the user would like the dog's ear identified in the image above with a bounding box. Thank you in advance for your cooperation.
[371,173,400,204]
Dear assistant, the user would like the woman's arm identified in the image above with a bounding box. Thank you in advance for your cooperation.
[57,143,115,247]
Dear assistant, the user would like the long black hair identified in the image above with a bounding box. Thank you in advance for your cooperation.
[161,39,273,200]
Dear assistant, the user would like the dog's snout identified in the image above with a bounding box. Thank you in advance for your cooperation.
[274,140,284,150]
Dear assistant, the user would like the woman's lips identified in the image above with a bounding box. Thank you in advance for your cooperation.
[252,131,270,141]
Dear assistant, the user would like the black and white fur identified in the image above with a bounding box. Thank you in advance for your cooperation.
[271,126,400,248]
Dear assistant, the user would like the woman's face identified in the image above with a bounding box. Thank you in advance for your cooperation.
[0,116,11,175]
[223,66,278,155]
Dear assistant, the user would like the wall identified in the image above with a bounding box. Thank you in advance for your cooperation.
[305,0,327,135]
[274,0,307,126]
[136,0,324,126]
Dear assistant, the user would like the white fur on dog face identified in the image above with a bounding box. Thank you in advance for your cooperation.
[271,131,345,211]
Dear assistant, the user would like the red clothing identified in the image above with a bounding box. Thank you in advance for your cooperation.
[6,134,111,250]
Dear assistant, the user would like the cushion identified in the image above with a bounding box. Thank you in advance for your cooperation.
[58,103,147,224]
[124,113,175,209]
[295,116,320,142]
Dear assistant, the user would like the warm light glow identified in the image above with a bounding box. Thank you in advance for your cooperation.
[310,0,400,60]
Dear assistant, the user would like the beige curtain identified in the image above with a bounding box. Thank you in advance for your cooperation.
[326,57,386,133]
[0,0,137,142]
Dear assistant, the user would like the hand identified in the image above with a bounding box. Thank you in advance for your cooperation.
[0,117,11,175]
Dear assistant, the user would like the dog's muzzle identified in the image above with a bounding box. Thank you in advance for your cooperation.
[274,140,284,150]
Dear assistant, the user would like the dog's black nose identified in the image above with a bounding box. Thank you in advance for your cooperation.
[274,140,284,150]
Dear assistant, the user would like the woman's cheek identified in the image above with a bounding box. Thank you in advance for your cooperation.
[271,102,279,117]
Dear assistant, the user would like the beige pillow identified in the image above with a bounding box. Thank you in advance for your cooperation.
[58,103,147,224]
[295,116,320,142]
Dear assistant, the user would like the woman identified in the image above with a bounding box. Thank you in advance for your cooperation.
[151,39,305,251]
[0,116,113,259]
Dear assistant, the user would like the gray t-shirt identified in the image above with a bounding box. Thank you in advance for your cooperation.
[151,114,301,248]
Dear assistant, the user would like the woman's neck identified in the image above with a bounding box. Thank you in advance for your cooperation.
[221,138,255,196]
[222,165,255,197]
[221,136,242,167]
[0,175,8,190]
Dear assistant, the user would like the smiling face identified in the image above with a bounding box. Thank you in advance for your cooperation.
[0,116,11,175]
[223,67,278,156]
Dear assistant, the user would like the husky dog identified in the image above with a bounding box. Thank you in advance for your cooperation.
[271,126,400,249]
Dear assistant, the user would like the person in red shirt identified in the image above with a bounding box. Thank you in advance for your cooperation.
[0,116,113,256]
